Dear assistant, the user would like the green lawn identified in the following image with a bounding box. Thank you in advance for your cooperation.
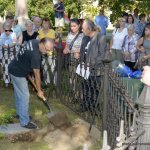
[0,85,102,150]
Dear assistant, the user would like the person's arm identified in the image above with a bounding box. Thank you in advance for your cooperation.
[54,4,64,12]
[33,68,44,98]
[71,48,80,53]
[136,37,144,52]
[63,44,70,54]
[54,4,60,10]
[18,32,23,45]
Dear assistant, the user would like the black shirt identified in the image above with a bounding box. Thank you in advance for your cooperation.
[22,30,38,43]
[79,36,91,63]
[8,39,41,77]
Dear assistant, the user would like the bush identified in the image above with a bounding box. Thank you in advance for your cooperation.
[0,109,16,125]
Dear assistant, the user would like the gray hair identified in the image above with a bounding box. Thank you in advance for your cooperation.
[25,19,33,26]
[3,21,12,29]
[127,24,134,30]
[84,19,97,31]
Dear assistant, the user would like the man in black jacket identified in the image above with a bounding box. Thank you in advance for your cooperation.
[79,19,106,112]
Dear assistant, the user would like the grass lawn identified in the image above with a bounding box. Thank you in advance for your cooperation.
[0,84,102,150]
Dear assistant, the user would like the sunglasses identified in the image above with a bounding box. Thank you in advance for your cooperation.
[5,30,12,32]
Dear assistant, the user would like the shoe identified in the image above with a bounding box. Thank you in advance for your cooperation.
[14,115,32,120]
[23,122,37,129]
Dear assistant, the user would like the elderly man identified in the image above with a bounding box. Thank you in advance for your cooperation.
[8,38,54,129]
[32,16,42,32]
[79,19,106,112]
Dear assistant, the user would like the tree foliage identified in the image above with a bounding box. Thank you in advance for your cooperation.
[99,0,150,23]
[0,0,149,24]
[0,0,15,17]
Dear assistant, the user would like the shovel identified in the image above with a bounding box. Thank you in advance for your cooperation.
[28,76,51,112]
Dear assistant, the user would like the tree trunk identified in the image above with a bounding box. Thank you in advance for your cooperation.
[15,0,28,29]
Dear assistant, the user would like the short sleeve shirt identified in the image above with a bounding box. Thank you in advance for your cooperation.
[0,32,17,46]
[22,30,39,43]
[112,28,128,50]
[54,3,64,18]
[38,29,55,40]
[8,39,41,77]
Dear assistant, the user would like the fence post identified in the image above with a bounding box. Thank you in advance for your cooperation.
[102,62,110,131]
[136,85,150,150]
[56,35,63,98]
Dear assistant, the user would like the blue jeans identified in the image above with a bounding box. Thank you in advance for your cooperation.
[10,74,30,126]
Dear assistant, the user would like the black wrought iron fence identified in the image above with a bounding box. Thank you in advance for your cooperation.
[53,37,144,148]
[0,38,145,148]
[0,46,18,87]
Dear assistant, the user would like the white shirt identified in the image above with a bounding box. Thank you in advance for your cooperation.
[112,28,128,50]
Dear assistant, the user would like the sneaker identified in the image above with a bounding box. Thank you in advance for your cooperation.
[23,122,37,129]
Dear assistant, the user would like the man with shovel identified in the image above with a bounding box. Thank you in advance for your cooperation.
[8,38,54,129]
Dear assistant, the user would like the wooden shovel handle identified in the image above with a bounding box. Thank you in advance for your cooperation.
[28,75,46,101]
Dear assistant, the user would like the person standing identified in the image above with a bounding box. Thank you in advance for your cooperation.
[135,13,147,38]
[0,22,17,87]
[21,20,39,44]
[126,14,134,28]
[133,8,139,25]
[94,8,109,35]
[8,38,54,129]
[80,19,106,112]
[54,0,65,28]
[109,17,128,63]
[136,24,150,66]
[38,17,56,85]
[122,24,138,71]
[32,16,42,32]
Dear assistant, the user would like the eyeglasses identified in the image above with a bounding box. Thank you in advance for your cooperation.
[5,30,12,32]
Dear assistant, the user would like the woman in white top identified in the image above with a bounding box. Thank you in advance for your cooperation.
[110,17,128,63]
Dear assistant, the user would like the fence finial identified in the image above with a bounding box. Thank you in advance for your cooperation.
[101,130,111,150]
[83,143,88,150]
[116,120,126,148]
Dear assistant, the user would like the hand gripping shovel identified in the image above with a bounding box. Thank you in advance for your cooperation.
[28,76,51,112]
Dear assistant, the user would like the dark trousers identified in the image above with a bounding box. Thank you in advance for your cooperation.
[81,76,101,111]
